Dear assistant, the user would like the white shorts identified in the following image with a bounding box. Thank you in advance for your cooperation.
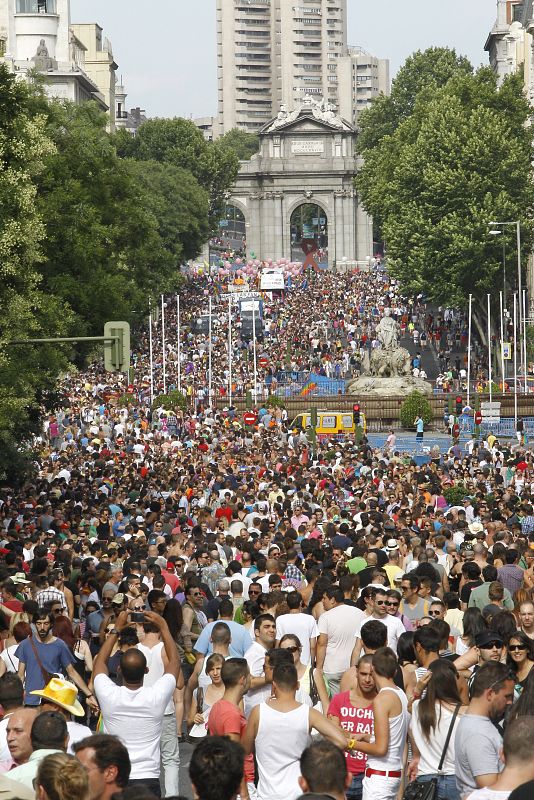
[362,773,401,800]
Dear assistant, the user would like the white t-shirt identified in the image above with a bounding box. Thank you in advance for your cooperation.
[275,613,318,666]
[67,720,92,754]
[244,641,271,717]
[0,644,19,673]
[356,614,406,653]
[94,672,175,779]
[465,791,510,800]
[317,604,364,674]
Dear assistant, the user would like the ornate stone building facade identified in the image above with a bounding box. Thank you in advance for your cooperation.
[225,98,373,268]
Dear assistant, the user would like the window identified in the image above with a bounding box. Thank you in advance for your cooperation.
[17,0,56,11]
[321,415,336,429]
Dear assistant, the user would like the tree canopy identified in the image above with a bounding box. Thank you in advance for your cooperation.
[114,118,240,225]
[357,49,534,312]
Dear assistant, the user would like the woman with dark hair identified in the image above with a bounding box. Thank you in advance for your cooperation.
[397,631,417,688]
[409,659,466,800]
[355,586,375,614]
[490,610,518,644]
[507,630,534,693]
[455,606,487,656]
[308,575,331,621]
[508,667,534,723]
[163,597,192,742]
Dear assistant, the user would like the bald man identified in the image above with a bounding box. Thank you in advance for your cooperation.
[6,708,37,769]
[93,610,181,798]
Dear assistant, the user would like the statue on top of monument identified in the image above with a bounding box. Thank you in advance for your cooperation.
[376,308,400,350]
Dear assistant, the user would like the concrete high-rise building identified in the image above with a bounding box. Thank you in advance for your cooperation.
[338,46,390,127]
[485,0,533,87]
[0,0,107,111]
[216,0,347,136]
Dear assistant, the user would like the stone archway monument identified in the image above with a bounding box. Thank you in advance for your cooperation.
[226,97,373,269]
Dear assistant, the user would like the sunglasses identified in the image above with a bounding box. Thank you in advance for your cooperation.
[429,610,442,616]
[480,642,503,650]
[375,600,387,606]
[386,602,399,607]
[132,605,144,611]
[249,589,261,595]
[509,644,527,652]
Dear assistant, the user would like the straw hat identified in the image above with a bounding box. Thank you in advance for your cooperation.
[30,677,84,717]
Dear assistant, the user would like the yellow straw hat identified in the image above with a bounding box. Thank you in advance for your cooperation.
[30,677,85,717]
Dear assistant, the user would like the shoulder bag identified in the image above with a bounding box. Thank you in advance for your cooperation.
[29,636,55,686]
[402,703,461,800]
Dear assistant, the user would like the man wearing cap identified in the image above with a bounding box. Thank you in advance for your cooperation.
[30,677,91,754]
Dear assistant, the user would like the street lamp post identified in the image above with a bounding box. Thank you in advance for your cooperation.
[489,220,523,389]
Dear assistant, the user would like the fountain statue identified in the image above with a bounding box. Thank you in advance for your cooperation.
[347,309,432,397]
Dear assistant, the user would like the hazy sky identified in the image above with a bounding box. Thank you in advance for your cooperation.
[70,0,497,119]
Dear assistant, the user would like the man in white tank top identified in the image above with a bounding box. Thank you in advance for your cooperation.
[348,647,409,800]
[242,660,347,800]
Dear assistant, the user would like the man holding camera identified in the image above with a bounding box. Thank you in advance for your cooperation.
[93,609,181,798]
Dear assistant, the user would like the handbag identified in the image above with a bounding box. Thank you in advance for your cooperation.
[309,664,320,706]
[187,687,208,742]
[29,636,55,686]
[402,703,461,800]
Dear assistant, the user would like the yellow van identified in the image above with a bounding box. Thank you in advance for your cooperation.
[290,410,367,438]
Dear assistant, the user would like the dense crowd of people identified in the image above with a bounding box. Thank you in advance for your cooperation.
[1,266,534,800]
[147,267,472,403]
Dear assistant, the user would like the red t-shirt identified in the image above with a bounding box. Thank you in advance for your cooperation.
[215,506,233,523]
[208,699,255,782]
[327,692,374,775]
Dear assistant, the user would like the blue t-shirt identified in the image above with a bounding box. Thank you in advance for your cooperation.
[194,620,253,658]
[16,638,75,704]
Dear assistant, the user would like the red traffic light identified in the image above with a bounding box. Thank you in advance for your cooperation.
[353,404,360,412]
[455,397,462,405]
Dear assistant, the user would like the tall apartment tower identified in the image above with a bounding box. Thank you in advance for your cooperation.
[216,0,347,136]
[338,47,390,127]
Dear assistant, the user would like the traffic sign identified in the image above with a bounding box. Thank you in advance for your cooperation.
[258,356,269,368]
[502,342,512,360]
[452,423,460,439]
[481,401,501,424]
[243,411,258,426]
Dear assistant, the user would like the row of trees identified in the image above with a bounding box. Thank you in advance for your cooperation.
[357,47,534,328]
[0,66,258,479]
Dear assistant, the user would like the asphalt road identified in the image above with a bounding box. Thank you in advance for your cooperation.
[178,739,194,799]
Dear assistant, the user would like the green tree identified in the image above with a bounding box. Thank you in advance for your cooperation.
[115,118,239,225]
[357,64,534,316]
[0,66,72,475]
[358,47,473,155]
[217,128,259,160]
[125,159,209,263]
[34,102,180,338]
[399,392,432,429]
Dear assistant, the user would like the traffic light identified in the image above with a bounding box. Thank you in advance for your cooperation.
[353,403,361,426]
[455,396,463,415]
[474,411,482,426]
[104,321,130,373]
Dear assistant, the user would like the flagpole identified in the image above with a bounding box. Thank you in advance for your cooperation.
[499,291,505,392]
[208,295,212,408]
[514,293,518,429]
[487,294,492,403]
[177,294,181,393]
[228,294,233,407]
[523,289,528,394]
[252,299,258,406]
[467,294,472,407]
[161,294,166,395]
[148,301,154,406]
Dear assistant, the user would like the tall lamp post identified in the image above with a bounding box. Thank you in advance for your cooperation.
[489,220,523,388]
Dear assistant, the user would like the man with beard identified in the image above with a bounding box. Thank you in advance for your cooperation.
[455,661,515,798]
[16,611,98,711]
